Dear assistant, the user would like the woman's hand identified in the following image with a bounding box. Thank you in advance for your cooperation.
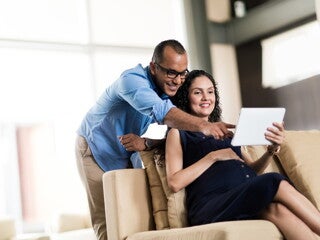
[118,133,145,151]
[265,122,285,153]
[209,148,243,163]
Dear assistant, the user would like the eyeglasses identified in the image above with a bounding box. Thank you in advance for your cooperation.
[155,63,189,80]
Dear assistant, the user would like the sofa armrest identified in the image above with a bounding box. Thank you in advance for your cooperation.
[16,233,50,240]
[48,213,92,233]
[50,228,96,240]
[0,217,16,240]
[103,169,155,240]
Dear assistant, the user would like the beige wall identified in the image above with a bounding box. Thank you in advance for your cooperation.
[316,0,320,20]
[205,0,242,123]
[205,0,231,23]
[210,44,242,123]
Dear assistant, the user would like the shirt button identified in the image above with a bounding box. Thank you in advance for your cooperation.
[241,164,245,168]
[246,174,250,178]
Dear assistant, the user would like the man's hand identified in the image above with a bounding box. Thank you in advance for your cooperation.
[202,121,235,140]
[118,133,145,151]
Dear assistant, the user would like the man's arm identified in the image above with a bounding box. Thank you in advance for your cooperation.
[119,134,164,151]
[164,107,235,139]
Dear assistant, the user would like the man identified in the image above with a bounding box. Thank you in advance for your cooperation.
[75,39,234,240]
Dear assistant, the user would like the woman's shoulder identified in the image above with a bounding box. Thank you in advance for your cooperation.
[167,127,179,136]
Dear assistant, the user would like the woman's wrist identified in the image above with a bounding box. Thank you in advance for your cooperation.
[267,145,281,155]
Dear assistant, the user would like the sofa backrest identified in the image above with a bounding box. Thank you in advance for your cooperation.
[242,145,286,174]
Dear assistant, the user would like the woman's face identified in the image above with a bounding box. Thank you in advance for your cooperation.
[188,75,215,121]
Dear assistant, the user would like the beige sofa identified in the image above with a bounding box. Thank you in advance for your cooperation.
[0,217,50,240]
[47,213,95,240]
[0,213,95,240]
[103,130,320,240]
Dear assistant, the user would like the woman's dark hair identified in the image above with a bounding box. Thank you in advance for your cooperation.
[152,39,186,64]
[171,70,222,122]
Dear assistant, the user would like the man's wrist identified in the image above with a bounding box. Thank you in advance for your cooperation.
[143,138,153,151]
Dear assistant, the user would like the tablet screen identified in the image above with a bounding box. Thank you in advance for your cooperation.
[231,108,286,146]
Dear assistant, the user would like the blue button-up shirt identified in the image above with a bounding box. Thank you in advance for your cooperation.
[77,64,174,171]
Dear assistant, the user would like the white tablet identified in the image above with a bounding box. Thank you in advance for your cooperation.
[231,108,286,146]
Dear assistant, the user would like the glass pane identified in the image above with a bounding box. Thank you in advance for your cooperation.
[93,47,152,96]
[0,0,189,233]
[0,44,93,230]
[0,0,88,43]
[89,0,186,47]
[0,44,94,124]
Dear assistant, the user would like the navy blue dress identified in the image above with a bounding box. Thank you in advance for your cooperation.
[179,130,287,226]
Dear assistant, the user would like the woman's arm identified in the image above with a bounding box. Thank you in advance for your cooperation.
[244,122,284,174]
[165,128,242,192]
[242,149,276,174]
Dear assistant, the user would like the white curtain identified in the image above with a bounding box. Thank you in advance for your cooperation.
[0,124,22,223]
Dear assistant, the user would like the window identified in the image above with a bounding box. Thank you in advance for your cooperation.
[262,21,320,88]
[0,0,187,233]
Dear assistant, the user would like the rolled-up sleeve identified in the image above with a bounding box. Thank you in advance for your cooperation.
[151,99,174,124]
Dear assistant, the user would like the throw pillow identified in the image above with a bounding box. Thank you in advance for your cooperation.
[139,149,169,230]
[153,147,188,228]
[276,130,320,208]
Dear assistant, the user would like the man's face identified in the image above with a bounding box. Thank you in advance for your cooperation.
[150,46,188,97]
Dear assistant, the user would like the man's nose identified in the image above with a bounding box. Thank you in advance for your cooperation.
[172,75,182,85]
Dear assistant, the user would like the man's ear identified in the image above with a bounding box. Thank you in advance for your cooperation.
[150,62,156,75]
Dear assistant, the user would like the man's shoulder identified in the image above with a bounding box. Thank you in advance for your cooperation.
[119,64,152,89]
[122,64,148,78]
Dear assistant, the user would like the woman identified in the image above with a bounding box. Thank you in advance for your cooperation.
[166,70,320,240]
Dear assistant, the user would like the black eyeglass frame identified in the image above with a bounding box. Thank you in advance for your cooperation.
[155,63,189,79]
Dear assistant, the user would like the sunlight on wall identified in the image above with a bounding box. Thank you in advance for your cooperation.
[262,21,320,88]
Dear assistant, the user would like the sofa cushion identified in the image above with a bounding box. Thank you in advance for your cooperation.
[276,130,320,208]
[139,149,169,230]
[126,220,282,240]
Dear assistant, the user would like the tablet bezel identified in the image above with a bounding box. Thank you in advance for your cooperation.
[231,107,286,146]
